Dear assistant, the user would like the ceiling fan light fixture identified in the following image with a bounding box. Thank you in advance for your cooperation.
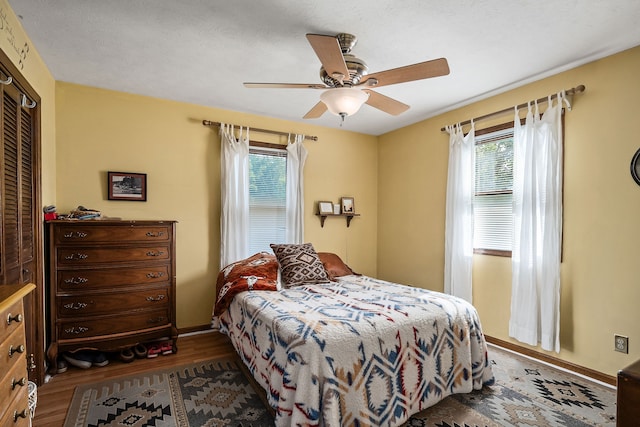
[320,87,369,117]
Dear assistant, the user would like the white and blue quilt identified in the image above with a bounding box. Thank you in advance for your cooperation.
[216,275,494,426]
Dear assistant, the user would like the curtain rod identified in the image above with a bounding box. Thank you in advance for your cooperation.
[202,120,318,141]
[440,84,585,132]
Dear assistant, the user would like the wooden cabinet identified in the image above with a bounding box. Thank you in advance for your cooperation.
[0,283,35,427]
[46,220,177,373]
[617,359,640,426]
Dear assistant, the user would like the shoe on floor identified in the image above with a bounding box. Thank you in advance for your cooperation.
[147,344,162,358]
[134,343,147,359]
[57,359,68,373]
[63,351,92,369]
[92,351,109,367]
[160,341,173,355]
[119,348,134,363]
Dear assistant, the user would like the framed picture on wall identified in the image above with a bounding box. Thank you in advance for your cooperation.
[108,171,147,201]
[341,197,355,214]
[318,201,334,215]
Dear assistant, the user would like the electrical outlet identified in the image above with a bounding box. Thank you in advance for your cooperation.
[615,334,629,353]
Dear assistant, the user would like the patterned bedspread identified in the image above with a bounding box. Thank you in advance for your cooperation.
[216,275,494,426]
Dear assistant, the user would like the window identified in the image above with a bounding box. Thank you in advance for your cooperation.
[474,124,514,256]
[248,144,287,254]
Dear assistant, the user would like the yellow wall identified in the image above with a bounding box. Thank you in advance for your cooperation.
[378,45,640,377]
[0,0,56,203]
[54,82,378,329]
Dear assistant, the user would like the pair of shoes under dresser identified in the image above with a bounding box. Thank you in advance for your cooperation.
[46,220,177,374]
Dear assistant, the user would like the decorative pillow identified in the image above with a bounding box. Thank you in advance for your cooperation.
[317,252,359,281]
[213,252,279,315]
[270,243,329,287]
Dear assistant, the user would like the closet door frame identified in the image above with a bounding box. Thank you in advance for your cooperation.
[0,47,44,385]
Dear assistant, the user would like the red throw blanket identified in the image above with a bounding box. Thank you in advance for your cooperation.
[214,252,279,316]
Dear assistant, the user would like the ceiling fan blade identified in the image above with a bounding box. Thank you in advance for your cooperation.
[306,34,350,83]
[244,82,327,89]
[303,101,327,119]
[361,58,450,88]
[364,90,410,116]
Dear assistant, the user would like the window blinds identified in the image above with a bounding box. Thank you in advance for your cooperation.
[248,147,287,254]
[474,129,514,252]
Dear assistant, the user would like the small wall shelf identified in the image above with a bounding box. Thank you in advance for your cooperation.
[316,213,360,228]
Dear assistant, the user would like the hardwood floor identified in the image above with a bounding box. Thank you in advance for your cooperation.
[32,331,235,427]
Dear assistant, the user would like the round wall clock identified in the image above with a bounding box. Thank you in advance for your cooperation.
[631,148,640,186]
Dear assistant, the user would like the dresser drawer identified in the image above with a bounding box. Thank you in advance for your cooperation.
[54,224,172,244]
[0,327,27,372]
[0,299,25,341]
[0,355,28,420]
[58,308,171,340]
[57,265,170,292]
[58,287,170,317]
[57,245,171,265]
[0,385,29,427]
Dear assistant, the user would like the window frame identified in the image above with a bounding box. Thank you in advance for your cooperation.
[472,114,565,258]
[247,141,287,254]
[473,122,515,257]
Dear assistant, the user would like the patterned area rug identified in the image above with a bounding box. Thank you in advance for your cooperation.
[405,344,617,426]
[64,346,617,427]
[64,358,273,427]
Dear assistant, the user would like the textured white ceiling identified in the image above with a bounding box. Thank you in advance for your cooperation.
[9,0,640,135]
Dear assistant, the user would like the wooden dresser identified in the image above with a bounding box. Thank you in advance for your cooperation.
[618,358,640,426]
[0,283,35,427]
[46,220,177,373]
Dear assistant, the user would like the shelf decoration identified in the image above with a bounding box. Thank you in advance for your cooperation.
[318,201,334,215]
[315,197,360,227]
[341,197,355,214]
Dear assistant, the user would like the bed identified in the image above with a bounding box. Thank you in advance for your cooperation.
[212,245,494,426]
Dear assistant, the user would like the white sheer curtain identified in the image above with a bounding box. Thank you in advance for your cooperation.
[444,122,475,303]
[219,124,250,267]
[509,93,564,353]
[285,134,307,243]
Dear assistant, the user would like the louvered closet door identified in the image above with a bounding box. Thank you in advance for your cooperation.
[1,83,34,284]
[0,74,40,383]
[1,86,22,284]
[20,105,36,285]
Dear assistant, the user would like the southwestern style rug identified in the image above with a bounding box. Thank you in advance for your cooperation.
[64,358,272,427]
[405,344,617,427]
[64,346,617,427]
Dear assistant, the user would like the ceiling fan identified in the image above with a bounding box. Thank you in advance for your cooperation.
[244,33,450,122]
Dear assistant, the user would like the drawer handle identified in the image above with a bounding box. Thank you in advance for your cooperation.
[11,377,27,390]
[146,295,165,302]
[13,409,29,421]
[148,316,166,324]
[9,344,25,357]
[63,231,88,238]
[64,253,89,260]
[63,302,89,310]
[146,272,165,278]
[146,231,165,237]
[7,313,23,325]
[64,277,89,285]
[146,251,165,257]
[64,326,89,335]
